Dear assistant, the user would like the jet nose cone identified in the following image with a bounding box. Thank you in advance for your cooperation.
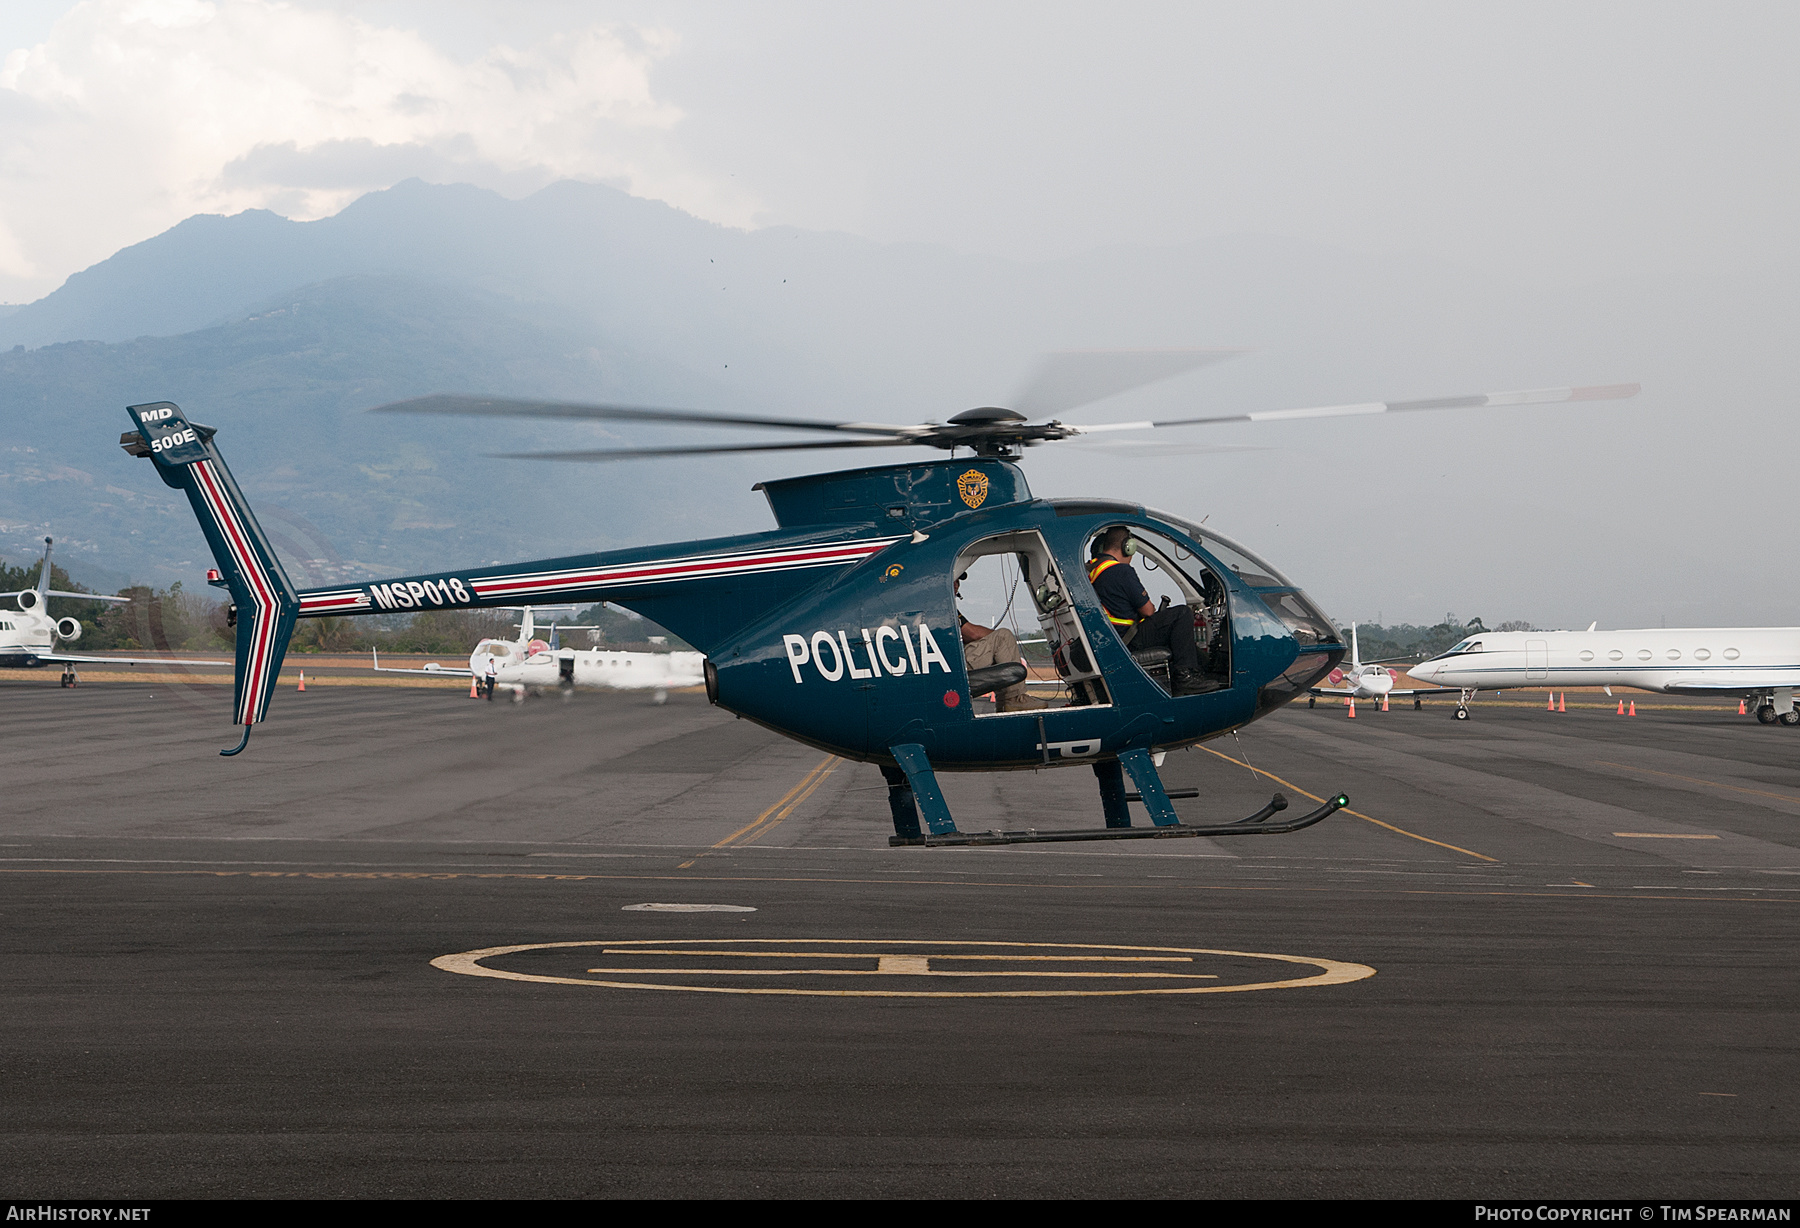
[1411,659,1436,681]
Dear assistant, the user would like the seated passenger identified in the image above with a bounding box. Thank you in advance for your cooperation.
[1086,527,1214,696]
[957,574,1046,712]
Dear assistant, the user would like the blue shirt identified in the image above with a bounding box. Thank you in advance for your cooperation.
[1090,558,1149,621]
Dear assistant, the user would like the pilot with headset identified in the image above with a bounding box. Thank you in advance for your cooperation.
[1087,526,1211,696]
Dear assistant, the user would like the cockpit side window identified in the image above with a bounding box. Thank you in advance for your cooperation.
[953,528,1109,712]
[1082,524,1231,695]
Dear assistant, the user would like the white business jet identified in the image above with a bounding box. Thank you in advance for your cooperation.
[373,605,703,704]
[0,537,227,685]
[1307,623,1458,710]
[1408,626,1800,723]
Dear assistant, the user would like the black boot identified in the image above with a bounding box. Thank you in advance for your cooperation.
[1173,671,1222,696]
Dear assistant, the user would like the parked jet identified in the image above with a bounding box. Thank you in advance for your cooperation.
[1409,627,1800,722]
[373,605,702,703]
[1307,623,1458,710]
[0,537,227,685]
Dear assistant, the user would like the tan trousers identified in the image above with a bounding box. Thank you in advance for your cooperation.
[964,627,1033,710]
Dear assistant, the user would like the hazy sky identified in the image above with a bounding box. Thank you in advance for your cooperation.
[2,1,1797,302]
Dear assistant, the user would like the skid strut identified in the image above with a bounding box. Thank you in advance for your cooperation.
[890,792,1349,847]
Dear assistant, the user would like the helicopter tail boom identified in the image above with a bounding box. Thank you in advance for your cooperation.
[122,404,299,743]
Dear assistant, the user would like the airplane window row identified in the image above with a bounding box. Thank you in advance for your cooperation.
[1578,648,1737,662]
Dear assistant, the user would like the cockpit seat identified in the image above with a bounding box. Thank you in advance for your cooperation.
[1130,647,1172,670]
[967,662,1028,697]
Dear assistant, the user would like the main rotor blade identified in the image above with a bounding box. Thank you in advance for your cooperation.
[1012,349,1245,418]
[1063,441,1269,459]
[372,394,911,437]
[1068,382,1639,434]
[493,438,920,462]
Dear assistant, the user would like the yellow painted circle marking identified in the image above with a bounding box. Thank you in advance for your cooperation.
[431,938,1375,998]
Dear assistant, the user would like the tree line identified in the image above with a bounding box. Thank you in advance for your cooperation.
[1345,615,1536,665]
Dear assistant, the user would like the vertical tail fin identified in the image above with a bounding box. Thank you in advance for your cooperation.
[122,403,298,746]
[1350,622,1360,671]
[35,537,52,598]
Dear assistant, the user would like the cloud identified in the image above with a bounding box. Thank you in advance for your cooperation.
[0,0,752,300]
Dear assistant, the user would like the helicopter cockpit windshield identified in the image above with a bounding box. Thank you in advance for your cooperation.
[1147,512,1339,651]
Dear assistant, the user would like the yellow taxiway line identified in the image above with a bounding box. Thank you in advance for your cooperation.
[1198,745,1497,862]
[676,754,839,868]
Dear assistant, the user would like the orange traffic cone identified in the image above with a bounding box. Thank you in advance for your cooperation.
[1628,701,1637,716]
[1558,694,1566,713]
[1547,692,1555,711]
[470,677,480,698]
[1381,695,1389,712]
[1739,699,1748,715]
[1347,699,1356,719]
[297,670,306,692]
[1617,700,1625,715]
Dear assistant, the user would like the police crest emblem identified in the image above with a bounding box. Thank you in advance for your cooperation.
[957,469,989,509]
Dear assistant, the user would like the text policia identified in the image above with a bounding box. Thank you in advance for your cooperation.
[782,623,954,684]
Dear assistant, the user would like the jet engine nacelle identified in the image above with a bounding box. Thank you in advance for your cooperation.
[54,616,81,641]
[16,589,39,612]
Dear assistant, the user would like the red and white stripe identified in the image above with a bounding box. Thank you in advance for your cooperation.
[191,460,282,725]
[468,537,902,601]
[299,589,372,614]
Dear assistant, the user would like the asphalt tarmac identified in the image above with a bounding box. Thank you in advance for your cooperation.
[2,679,1796,1198]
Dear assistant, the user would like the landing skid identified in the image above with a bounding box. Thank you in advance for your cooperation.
[881,742,1348,847]
[890,791,1348,847]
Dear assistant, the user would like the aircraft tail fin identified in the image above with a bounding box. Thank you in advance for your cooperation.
[1350,622,1360,670]
[121,403,299,738]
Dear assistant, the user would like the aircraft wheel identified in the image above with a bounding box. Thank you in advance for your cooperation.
[1308,696,1316,709]
[1781,711,1800,727]
[1413,697,1422,710]
[1453,708,1470,721]
[1757,705,1779,724]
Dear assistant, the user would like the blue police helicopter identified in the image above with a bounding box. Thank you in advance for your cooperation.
[119,368,1635,846]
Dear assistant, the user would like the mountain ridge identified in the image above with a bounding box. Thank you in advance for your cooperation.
[2,179,1795,625]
